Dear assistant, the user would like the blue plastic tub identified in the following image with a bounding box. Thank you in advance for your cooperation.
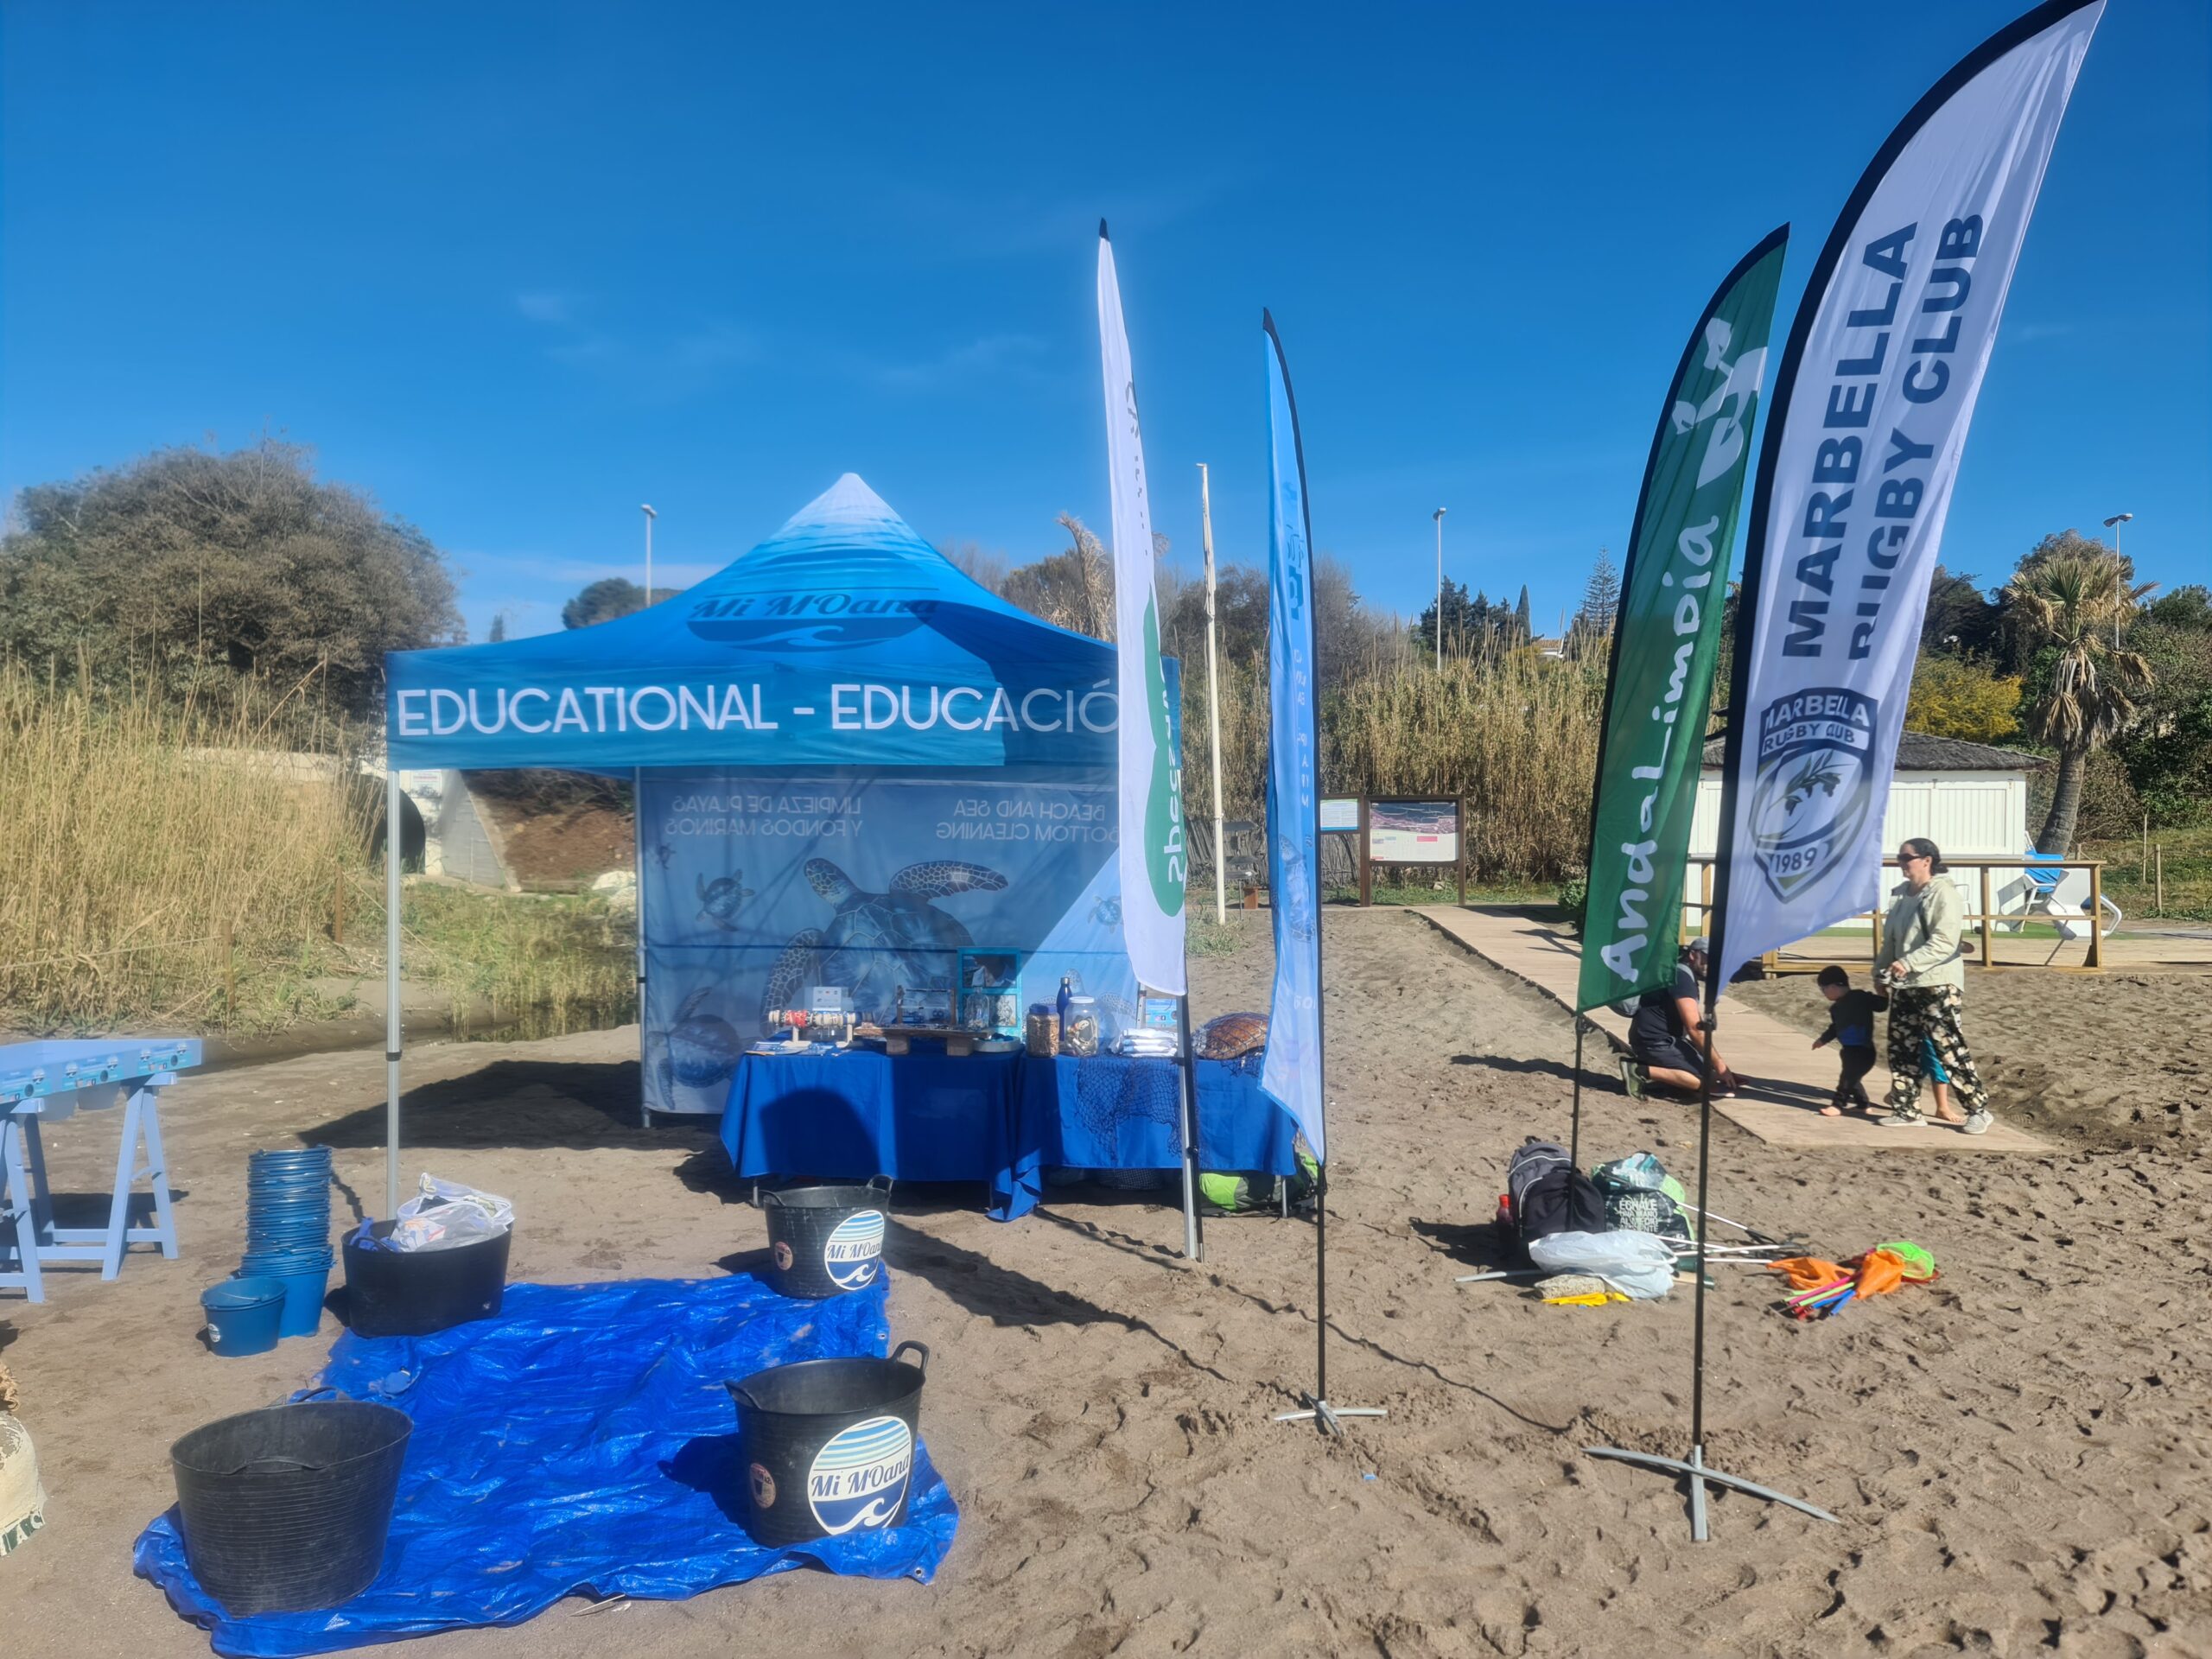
[245,1257,334,1338]
[202,1279,285,1357]
[276,1264,332,1338]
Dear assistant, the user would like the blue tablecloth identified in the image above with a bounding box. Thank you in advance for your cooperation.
[720,1047,1295,1220]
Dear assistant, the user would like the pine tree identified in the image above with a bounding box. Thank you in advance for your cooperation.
[1579,549,1621,636]
[1514,584,1533,643]
[488,612,507,643]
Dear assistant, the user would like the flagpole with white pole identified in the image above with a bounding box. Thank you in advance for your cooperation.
[1260,310,1382,1436]
[1198,463,1227,925]
[1596,0,2106,1541]
[1096,224,1201,1262]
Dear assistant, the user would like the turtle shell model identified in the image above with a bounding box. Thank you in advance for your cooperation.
[1194,1012,1270,1060]
[764,858,1007,1021]
[661,987,745,1102]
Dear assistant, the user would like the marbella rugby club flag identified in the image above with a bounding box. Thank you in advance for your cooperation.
[1575,227,1787,1015]
[1712,0,2102,994]
[1096,223,1188,997]
[1259,313,1325,1163]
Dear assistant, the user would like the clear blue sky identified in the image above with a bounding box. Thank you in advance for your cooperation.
[3,2,2205,644]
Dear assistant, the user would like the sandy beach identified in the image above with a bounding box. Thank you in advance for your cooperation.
[3,906,2207,1656]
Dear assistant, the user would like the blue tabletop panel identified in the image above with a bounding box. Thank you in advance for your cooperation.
[0,1037,202,1105]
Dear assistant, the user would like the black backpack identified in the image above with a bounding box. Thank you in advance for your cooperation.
[1504,1139,1607,1248]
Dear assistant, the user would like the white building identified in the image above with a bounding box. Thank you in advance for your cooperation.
[1689,731,2040,861]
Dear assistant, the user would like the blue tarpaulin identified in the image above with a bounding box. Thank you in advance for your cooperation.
[135,1274,957,1656]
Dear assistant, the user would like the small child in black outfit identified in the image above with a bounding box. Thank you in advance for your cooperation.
[1812,964,1886,1117]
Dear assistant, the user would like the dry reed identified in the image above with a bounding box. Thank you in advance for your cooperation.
[0,660,367,1030]
[1184,645,1603,885]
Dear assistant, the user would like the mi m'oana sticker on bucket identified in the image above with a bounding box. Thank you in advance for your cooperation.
[807,1414,912,1535]
[823,1210,885,1289]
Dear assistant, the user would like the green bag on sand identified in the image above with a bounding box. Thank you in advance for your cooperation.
[1200,1149,1319,1215]
[1592,1153,1698,1243]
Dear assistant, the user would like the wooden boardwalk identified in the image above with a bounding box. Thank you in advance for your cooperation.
[1413,906,2051,1154]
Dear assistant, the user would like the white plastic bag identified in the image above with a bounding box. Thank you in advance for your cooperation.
[388,1174,514,1253]
[1526,1229,1677,1300]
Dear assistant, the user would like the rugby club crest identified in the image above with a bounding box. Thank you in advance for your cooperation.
[1746,690,1878,902]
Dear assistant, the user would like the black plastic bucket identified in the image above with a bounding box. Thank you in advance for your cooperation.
[755,1179,889,1300]
[340,1221,512,1338]
[170,1402,412,1617]
[726,1341,927,1546]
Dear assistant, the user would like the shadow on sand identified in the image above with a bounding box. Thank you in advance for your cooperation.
[295,1058,711,1154]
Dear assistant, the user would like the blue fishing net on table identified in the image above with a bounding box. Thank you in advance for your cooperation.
[134,1274,957,1657]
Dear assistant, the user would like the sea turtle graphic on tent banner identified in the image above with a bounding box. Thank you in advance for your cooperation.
[763,858,1007,1023]
[696,871,756,931]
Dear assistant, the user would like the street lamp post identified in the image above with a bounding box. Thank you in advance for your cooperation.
[641,504,658,604]
[2103,512,2134,645]
[1433,507,1447,670]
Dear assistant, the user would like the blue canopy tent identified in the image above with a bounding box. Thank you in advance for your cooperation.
[378,475,1174,1217]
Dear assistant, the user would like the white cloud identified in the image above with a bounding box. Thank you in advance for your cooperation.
[868,332,1052,391]
[511,287,757,399]
[514,289,581,326]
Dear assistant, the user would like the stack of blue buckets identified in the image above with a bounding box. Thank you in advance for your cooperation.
[238,1146,335,1340]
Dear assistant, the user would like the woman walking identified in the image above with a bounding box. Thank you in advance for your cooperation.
[1876,837,1992,1134]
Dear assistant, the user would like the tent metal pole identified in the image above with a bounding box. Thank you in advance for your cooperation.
[634,767,649,1128]
[385,768,404,1220]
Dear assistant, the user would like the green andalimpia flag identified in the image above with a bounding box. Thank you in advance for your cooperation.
[1576,228,1787,1014]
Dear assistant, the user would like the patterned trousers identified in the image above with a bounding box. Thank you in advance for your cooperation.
[1885,984,1987,1116]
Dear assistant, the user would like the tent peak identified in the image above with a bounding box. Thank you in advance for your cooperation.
[779,473,900,537]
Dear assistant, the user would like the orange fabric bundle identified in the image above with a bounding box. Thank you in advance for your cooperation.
[1852,1249,1904,1297]
[1770,1257,1846,1293]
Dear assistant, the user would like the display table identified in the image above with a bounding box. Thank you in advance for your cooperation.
[721,1046,1295,1220]
[1,1037,200,1301]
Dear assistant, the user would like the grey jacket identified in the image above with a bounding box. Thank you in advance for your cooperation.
[1875,876,1967,991]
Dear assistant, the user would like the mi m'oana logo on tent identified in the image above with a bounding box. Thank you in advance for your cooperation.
[1747,689,1878,902]
[686,593,941,652]
[808,1414,913,1535]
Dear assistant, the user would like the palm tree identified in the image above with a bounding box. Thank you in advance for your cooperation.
[2005,540,2156,853]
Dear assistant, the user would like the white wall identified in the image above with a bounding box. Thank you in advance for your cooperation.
[1681,768,2028,938]
[1688,769,2026,859]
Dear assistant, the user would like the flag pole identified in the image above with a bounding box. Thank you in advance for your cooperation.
[1198,462,1227,926]
[1582,229,1830,1538]
[1568,1024,1584,1169]
[1095,222,1197,1259]
[1261,308,1382,1436]
[1586,1002,1836,1535]
[1175,959,1204,1262]
[1590,0,2105,1542]
[1569,227,1803,1527]
[1586,273,1838,1528]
